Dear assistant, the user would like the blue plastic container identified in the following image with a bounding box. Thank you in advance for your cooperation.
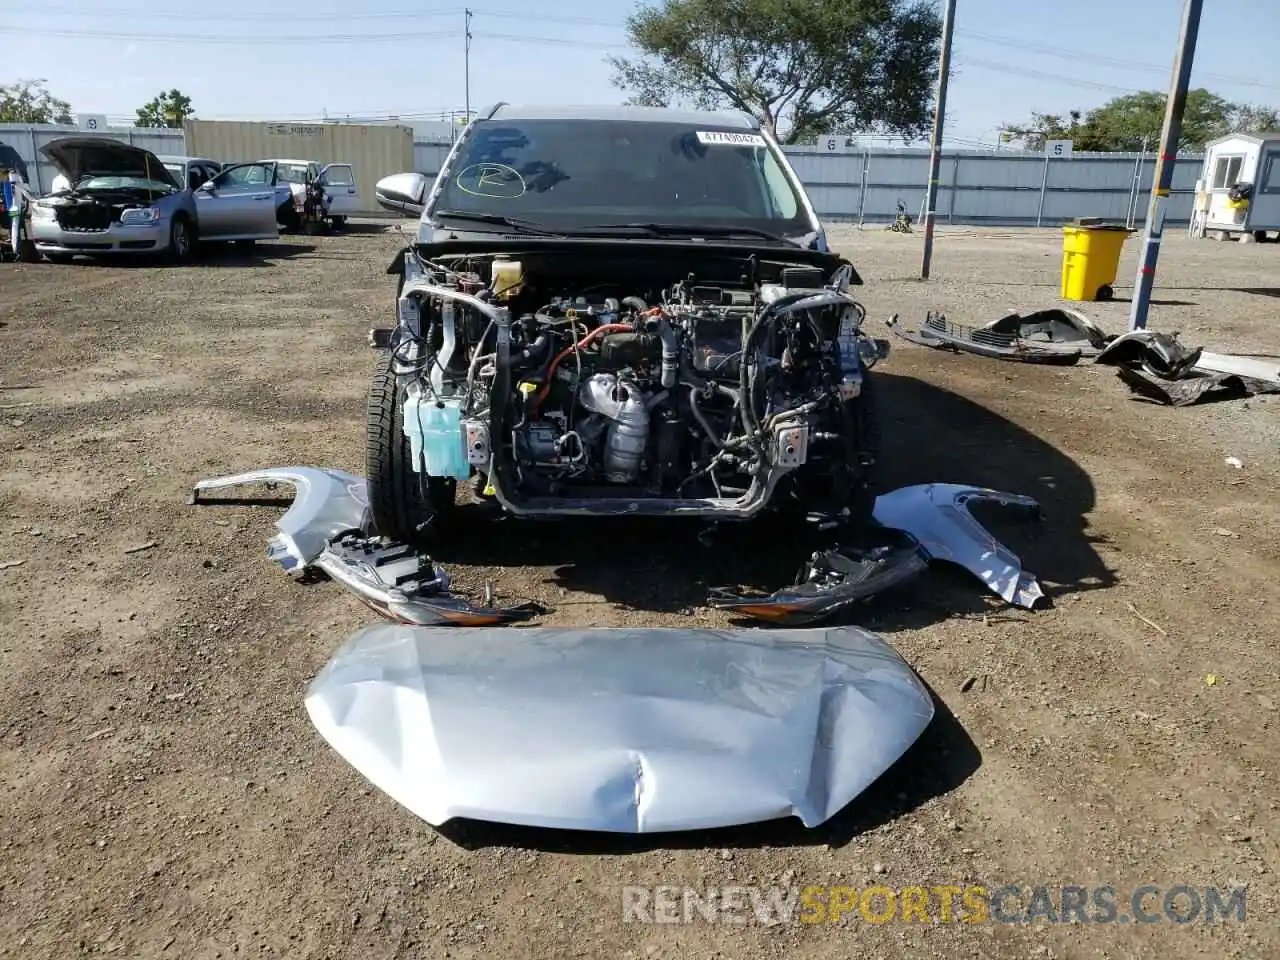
[403,392,470,479]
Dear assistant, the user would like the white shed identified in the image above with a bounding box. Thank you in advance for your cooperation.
[1191,131,1280,241]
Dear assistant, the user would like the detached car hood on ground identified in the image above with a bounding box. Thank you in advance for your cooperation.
[306,623,936,833]
[39,137,181,190]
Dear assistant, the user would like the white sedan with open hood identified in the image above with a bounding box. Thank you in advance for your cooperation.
[28,137,279,263]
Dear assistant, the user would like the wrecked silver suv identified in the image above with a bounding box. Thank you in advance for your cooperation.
[369,104,883,544]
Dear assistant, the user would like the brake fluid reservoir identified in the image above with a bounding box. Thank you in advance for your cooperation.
[490,257,523,299]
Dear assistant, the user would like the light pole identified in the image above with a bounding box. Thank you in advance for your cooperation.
[464,8,473,123]
[1128,0,1204,331]
[920,0,957,281]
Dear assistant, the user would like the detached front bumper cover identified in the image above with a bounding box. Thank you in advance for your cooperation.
[191,467,542,626]
[888,309,1111,365]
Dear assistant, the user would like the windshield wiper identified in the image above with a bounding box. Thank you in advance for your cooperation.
[433,210,563,236]
[576,222,800,245]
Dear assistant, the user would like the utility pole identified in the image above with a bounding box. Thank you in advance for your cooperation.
[464,8,473,123]
[920,0,957,280]
[1128,0,1203,331]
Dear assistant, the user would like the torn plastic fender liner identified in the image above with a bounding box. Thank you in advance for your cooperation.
[708,536,929,625]
[191,467,542,626]
[871,483,1046,610]
[305,623,936,833]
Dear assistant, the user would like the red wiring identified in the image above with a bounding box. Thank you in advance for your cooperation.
[531,322,638,410]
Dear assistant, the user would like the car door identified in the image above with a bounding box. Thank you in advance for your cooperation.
[319,163,360,216]
[195,162,278,239]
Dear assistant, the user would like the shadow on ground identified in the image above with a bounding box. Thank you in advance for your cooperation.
[435,680,979,854]
[433,372,1114,620]
[50,241,317,269]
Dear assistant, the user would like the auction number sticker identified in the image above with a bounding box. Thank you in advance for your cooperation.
[696,131,766,146]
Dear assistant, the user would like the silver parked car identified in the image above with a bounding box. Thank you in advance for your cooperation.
[28,138,278,263]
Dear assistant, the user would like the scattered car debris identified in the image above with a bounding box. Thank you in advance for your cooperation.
[1095,331,1280,406]
[198,468,1048,626]
[886,308,1111,365]
[708,532,929,624]
[871,484,1047,610]
[191,467,542,626]
[0,559,26,570]
[304,622,936,833]
[1225,456,1244,469]
[123,541,158,555]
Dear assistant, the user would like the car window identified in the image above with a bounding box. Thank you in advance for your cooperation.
[324,165,354,186]
[215,163,270,187]
[76,176,176,193]
[275,164,311,184]
[431,118,811,233]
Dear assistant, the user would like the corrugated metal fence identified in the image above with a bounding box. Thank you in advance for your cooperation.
[2,123,1203,227]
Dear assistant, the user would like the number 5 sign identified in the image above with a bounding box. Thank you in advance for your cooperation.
[1045,139,1073,158]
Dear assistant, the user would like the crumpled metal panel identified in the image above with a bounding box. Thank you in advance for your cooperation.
[191,467,371,574]
[305,623,936,833]
[872,483,1046,609]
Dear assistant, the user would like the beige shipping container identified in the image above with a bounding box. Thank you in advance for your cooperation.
[183,120,414,215]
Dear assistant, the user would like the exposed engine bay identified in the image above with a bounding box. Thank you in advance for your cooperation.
[42,186,173,232]
[376,240,885,536]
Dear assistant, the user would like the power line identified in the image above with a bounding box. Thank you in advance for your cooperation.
[956,27,1280,93]
[13,5,1277,93]
[0,25,630,47]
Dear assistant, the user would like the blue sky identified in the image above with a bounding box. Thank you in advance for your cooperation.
[4,0,1278,144]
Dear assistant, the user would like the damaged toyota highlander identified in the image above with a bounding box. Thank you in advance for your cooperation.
[370,104,884,543]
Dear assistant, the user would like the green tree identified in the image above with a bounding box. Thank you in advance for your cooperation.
[1230,103,1280,135]
[608,0,942,144]
[1004,89,1274,152]
[135,89,195,128]
[0,79,73,124]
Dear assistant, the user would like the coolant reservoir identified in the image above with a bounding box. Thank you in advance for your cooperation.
[402,385,470,479]
[491,257,524,299]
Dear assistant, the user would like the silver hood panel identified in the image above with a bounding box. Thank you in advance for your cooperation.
[305,623,935,833]
[39,136,182,190]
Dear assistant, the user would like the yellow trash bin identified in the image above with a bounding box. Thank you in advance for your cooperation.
[1060,220,1131,302]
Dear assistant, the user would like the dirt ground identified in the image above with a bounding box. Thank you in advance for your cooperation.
[1,222,1277,960]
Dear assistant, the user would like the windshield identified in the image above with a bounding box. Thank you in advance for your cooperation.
[163,163,185,182]
[431,119,812,235]
[75,175,176,194]
[275,164,311,183]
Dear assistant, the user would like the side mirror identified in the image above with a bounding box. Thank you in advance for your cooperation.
[198,181,216,194]
[375,172,429,218]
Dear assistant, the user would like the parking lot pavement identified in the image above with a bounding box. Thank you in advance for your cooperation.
[1,223,1277,959]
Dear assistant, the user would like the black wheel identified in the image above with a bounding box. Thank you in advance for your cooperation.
[1096,284,1114,301]
[366,369,456,543]
[13,217,38,263]
[167,215,193,263]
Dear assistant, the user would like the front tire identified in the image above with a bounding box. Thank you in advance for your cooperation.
[366,370,456,543]
[167,215,193,263]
